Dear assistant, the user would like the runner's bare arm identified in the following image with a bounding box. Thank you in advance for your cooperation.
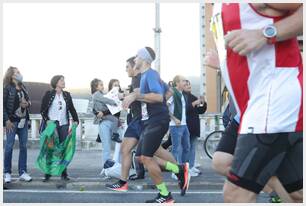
[122,91,162,109]
[224,4,302,56]
[136,93,163,103]
[271,4,303,41]
[204,50,221,70]
[265,3,302,11]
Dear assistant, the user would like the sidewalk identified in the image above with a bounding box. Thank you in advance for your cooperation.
[4,145,225,191]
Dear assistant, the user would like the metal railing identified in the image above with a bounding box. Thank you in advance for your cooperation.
[3,113,223,142]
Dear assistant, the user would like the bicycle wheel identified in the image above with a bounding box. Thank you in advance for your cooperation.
[204,130,223,159]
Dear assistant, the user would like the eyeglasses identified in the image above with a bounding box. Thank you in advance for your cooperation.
[59,101,62,110]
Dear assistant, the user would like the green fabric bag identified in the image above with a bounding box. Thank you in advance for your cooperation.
[36,121,77,176]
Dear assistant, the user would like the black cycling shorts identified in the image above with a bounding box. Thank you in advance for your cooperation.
[227,132,303,194]
[216,119,239,154]
[135,119,169,157]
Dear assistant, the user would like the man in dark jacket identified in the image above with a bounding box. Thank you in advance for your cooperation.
[183,80,207,177]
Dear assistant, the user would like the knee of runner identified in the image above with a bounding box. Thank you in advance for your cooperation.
[223,183,232,202]
[135,156,143,163]
[290,190,303,203]
[120,144,131,155]
[212,154,226,174]
[223,182,237,202]
[139,156,152,164]
[211,157,219,171]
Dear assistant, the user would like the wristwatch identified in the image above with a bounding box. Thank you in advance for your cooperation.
[262,25,277,44]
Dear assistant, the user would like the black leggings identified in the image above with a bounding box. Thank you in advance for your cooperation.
[162,134,172,150]
[55,122,69,143]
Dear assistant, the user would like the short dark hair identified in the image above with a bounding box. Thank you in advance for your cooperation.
[145,47,156,61]
[50,75,64,89]
[126,56,136,68]
[90,78,102,94]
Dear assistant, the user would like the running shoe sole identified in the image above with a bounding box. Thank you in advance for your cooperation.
[165,199,175,203]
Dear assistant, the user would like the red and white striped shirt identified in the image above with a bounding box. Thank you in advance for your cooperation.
[212,3,303,134]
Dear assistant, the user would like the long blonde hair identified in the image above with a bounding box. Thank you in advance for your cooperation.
[3,66,17,87]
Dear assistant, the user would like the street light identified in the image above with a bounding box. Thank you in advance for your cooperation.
[199,1,206,99]
[154,0,161,74]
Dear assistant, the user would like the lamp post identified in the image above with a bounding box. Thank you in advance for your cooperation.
[154,0,161,73]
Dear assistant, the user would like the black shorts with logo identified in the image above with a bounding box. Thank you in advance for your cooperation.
[135,119,169,157]
[227,132,303,194]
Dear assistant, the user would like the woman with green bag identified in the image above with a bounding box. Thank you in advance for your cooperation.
[39,75,79,182]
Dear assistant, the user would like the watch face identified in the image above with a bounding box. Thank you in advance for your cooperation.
[265,26,276,38]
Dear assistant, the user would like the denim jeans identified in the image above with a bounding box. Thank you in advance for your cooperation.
[99,120,113,166]
[170,125,190,164]
[4,120,28,176]
[187,135,197,168]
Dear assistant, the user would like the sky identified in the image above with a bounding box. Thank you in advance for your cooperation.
[3,2,200,90]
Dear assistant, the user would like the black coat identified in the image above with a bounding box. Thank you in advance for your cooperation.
[184,92,207,137]
[40,90,79,124]
[3,83,30,126]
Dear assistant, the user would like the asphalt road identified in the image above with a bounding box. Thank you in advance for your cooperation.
[3,149,271,203]
[4,188,271,203]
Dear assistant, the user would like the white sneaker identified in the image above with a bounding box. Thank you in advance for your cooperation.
[191,167,201,174]
[189,169,199,177]
[19,172,32,182]
[4,173,11,183]
[171,173,178,180]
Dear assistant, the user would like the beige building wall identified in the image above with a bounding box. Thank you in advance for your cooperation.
[204,3,219,113]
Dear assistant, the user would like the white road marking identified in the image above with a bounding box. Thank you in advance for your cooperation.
[4,189,223,194]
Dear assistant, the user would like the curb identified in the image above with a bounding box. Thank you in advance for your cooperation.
[4,179,224,191]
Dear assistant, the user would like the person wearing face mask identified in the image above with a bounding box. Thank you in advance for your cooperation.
[3,66,32,183]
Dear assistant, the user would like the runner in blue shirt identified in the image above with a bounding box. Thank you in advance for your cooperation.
[122,47,189,203]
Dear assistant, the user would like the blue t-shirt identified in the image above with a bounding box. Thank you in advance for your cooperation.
[140,68,169,122]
